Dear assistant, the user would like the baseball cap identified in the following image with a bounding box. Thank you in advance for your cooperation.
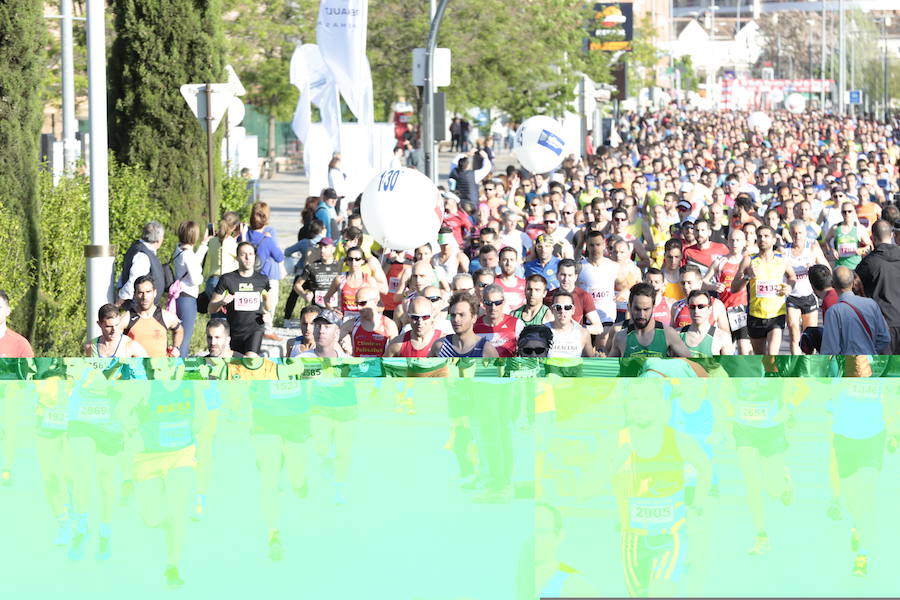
[314,309,341,326]
[322,188,340,200]
[535,233,553,244]
[318,237,335,246]
[676,199,693,212]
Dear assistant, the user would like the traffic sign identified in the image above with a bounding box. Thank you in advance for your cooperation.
[848,89,863,105]
[180,83,234,134]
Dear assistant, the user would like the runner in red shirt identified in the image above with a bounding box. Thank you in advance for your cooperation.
[339,286,398,357]
[644,268,672,327]
[473,284,519,357]
[496,247,526,309]
[682,219,729,278]
[385,297,443,358]
[0,290,34,358]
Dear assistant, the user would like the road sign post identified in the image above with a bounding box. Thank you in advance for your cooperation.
[181,83,234,225]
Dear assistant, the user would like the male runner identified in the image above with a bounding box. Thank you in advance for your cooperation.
[577,231,618,348]
[611,394,711,597]
[85,304,148,358]
[732,225,796,355]
[609,283,693,359]
[704,228,751,355]
[546,259,603,335]
[123,275,183,358]
[544,290,595,361]
[496,246,526,309]
[678,290,734,357]
[784,220,829,355]
[208,242,273,355]
[473,284,519,357]
[510,274,552,327]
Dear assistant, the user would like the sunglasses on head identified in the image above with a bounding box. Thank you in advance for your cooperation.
[553,304,574,311]
[409,313,432,322]
[519,346,547,356]
[483,299,504,307]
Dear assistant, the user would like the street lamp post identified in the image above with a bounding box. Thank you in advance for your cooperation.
[838,0,845,115]
[423,0,450,183]
[84,0,114,341]
[821,0,826,110]
[60,0,77,174]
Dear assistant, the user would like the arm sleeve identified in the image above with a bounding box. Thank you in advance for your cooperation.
[118,252,150,300]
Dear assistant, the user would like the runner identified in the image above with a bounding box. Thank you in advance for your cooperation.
[84,304,148,358]
[286,237,341,318]
[783,220,829,355]
[678,290,734,357]
[523,234,561,289]
[496,246,526,309]
[644,268,672,328]
[544,290,595,367]
[385,296,448,375]
[126,358,208,588]
[0,290,35,487]
[286,304,321,357]
[611,393,711,597]
[732,225,796,355]
[322,247,386,322]
[123,275,183,358]
[669,266,729,332]
[704,228,751,355]
[723,380,795,555]
[824,201,872,270]
[339,285,398,361]
[473,284,519,357]
[32,360,72,545]
[610,237,643,342]
[208,242,273,356]
[546,259,604,335]
[430,293,499,359]
[609,283,693,359]
[576,231,618,348]
[510,274,552,327]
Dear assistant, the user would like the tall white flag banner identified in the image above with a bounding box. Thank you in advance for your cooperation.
[316,0,374,165]
[290,44,342,173]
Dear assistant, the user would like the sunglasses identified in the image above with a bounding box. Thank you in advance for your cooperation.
[544,220,557,224]
[842,210,855,214]
[426,296,441,302]
[519,346,547,356]
[348,256,365,262]
[553,304,574,311]
[409,314,432,322]
[483,299,504,307]
[613,217,628,222]
[477,282,490,288]
[563,211,575,215]
[356,299,377,307]
[484,187,495,192]
[689,303,709,310]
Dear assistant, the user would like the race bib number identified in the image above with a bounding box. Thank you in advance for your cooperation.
[794,268,808,281]
[629,497,676,529]
[158,421,192,449]
[77,401,110,422]
[42,408,68,430]
[755,281,779,298]
[314,290,328,306]
[739,404,769,421]
[838,243,857,258]
[388,276,401,293]
[234,291,261,312]
[727,306,748,331]
[848,381,880,398]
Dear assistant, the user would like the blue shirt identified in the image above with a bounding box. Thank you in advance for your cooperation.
[314,201,337,239]
[821,292,892,355]
[524,257,561,289]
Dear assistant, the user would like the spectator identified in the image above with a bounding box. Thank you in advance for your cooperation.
[0,290,34,358]
[820,266,891,355]
[203,212,241,300]
[314,188,344,240]
[116,221,165,308]
[450,152,492,211]
[173,221,211,356]
[855,219,900,353]
[242,203,285,327]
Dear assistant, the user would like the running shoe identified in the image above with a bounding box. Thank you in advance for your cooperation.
[851,528,860,553]
[96,535,111,562]
[826,498,843,521]
[165,566,184,589]
[748,535,771,556]
[268,532,283,562]
[852,554,868,577]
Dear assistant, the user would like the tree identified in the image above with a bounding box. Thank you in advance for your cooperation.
[222,0,311,159]
[108,0,226,228]
[628,13,659,94]
[0,0,46,338]
[676,55,699,92]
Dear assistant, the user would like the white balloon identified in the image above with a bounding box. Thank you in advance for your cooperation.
[785,93,806,114]
[513,115,567,174]
[361,168,443,251]
[747,111,772,133]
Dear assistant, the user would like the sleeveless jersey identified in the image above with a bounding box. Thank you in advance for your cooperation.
[679,325,717,357]
[653,297,671,327]
[546,322,584,359]
[496,276,526,310]
[339,272,372,318]
[620,425,686,536]
[89,336,130,358]
[473,314,518,358]
[125,308,168,357]
[785,242,815,298]
[398,330,441,358]
[381,262,407,311]
[138,381,196,453]
[438,336,487,358]
[351,316,391,357]
[833,224,862,268]
[624,322,668,358]
[716,257,747,308]
[511,304,549,326]
[577,259,617,322]
[670,299,716,329]
[748,253,786,319]
[68,363,118,430]
[225,359,279,381]
[662,272,686,302]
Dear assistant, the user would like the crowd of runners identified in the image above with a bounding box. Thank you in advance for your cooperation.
[2,107,900,596]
